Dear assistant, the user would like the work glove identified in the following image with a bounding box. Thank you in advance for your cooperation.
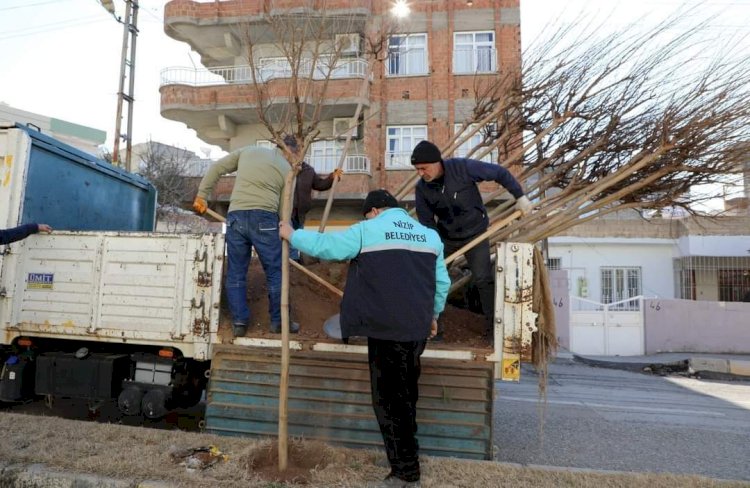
[331,168,344,180]
[515,195,533,216]
[193,196,208,215]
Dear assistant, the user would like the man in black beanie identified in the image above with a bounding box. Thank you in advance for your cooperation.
[410,140,532,342]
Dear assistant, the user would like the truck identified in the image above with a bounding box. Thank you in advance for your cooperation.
[0,124,537,460]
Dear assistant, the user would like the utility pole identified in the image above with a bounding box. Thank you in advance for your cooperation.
[102,0,139,172]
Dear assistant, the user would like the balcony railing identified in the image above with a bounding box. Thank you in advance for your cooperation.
[309,155,370,174]
[160,57,368,87]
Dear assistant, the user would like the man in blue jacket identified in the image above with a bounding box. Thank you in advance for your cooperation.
[279,189,449,487]
[1,223,52,245]
[410,140,532,341]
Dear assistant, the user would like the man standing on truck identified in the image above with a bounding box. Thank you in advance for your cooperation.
[193,146,299,338]
[410,140,532,342]
[0,223,52,245]
[282,134,342,262]
[279,189,450,487]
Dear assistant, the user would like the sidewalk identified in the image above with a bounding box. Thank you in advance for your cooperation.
[569,350,750,381]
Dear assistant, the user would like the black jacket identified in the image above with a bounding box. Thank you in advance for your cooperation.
[293,162,334,224]
[415,158,524,241]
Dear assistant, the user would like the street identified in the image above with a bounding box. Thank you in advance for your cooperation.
[493,360,750,481]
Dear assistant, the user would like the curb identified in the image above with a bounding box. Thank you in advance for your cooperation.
[572,354,688,374]
[573,354,750,381]
[0,462,172,488]
[689,357,750,381]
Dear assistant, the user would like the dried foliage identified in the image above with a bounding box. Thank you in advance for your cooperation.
[400,14,750,249]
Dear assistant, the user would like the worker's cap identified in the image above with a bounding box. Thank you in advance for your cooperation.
[410,140,442,164]
[282,134,299,151]
[362,189,399,215]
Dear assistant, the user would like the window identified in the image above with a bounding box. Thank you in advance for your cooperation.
[601,267,641,308]
[453,124,498,163]
[309,140,342,173]
[547,258,562,270]
[453,31,496,74]
[385,125,427,168]
[387,34,427,76]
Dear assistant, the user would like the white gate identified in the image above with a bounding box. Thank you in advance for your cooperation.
[569,296,644,356]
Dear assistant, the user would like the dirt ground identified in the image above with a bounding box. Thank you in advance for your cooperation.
[218,258,493,350]
[0,412,744,488]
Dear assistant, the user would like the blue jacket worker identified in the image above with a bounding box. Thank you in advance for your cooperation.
[410,139,532,340]
[1,223,52,245]
[279,189,449,486]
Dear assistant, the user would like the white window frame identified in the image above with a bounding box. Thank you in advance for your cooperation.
[385,125,427,169]
[453,124,498,163]
[453,31,496,74]
[601,267,642,307]
[309,140,343,174]
[387,34,428,76]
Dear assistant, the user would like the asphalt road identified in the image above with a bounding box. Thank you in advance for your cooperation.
[493,360,750,481]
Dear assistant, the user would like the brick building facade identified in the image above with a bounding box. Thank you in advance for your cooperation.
[161,0,521,223]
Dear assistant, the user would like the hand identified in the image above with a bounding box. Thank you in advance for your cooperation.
[37,224,52,233]
[193,196,208,214]
[279,221,295,241]
[331,168,344,181]
[429,318,438,339]
[515,195,533,216]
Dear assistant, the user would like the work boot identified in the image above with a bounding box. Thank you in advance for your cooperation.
[270,321,300,334]
[232,322,248,338]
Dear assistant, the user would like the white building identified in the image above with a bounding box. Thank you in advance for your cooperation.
[548,214,750,305]
[0,102,105,155]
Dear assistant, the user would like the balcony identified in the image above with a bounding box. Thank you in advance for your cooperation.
[160,57,368,86]
[160,60,370,149]
[383,152,413,170]
[309,154,370,175]
[164,0,371,67]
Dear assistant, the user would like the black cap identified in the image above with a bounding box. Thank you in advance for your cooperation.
[362,189,399,216]
[410,140,442,164]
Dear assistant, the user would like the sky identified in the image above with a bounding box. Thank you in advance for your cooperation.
[0,0,748,163]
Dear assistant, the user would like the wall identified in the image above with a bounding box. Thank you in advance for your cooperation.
[644,298,750,353]
[549,269,571,350]
[547,239,678,300]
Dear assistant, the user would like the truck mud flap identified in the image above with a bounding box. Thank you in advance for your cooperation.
[205,345,495,460]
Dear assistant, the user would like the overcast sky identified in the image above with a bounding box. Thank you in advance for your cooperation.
[0,0,747,159]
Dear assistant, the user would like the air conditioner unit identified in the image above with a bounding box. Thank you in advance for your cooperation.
[333,117,361,140]
[334,33,361,56]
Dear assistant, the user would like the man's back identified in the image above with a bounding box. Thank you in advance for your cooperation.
[198,146,289,213]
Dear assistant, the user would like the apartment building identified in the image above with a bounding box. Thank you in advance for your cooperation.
[160,0,521,221]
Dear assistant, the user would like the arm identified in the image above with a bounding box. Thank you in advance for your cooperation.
[0,223,42,245]
[433,241,450,317]
[464,158,524,199]
[311,170,335,191]
[414,186,438,231]
[196,151,240,200]
[287,223,364,261]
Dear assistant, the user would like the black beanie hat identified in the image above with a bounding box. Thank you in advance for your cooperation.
[410,140,442,164]
[362,189,399,215]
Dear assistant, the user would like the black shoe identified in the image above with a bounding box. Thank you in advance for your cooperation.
[270,321,300,334]
[232,323,247,337]
[380,474,420,487]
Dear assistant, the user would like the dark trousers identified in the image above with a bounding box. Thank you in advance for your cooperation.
[367,337,427,482]
[443,236,495,331]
